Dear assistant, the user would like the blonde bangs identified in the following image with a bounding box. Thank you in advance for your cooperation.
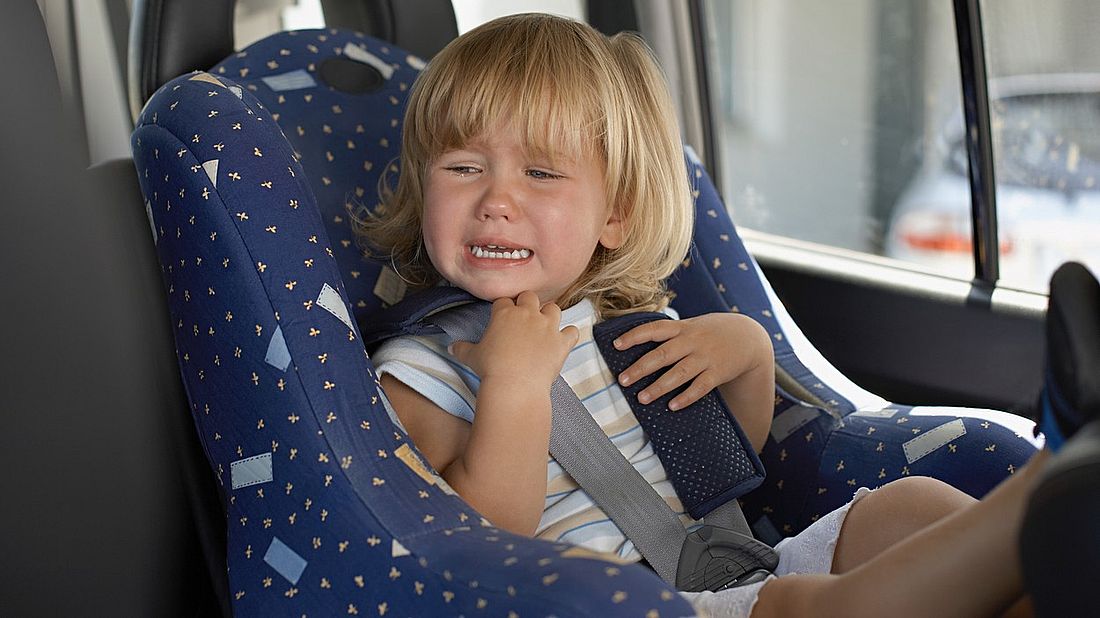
[405,14,609,167]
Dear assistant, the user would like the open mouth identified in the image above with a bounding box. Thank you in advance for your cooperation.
[469,244,532,260]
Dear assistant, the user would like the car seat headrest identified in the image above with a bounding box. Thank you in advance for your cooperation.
[192,29,423,326]
[129,0,236,122]
[318,0,458,61]
[128,0,458,122]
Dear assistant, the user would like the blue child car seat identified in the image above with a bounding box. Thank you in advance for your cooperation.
[129,13,1043,618]
[132,32,699,616]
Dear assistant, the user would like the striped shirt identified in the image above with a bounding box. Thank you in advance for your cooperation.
[371,298,701,561]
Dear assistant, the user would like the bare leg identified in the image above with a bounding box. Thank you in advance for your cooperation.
[751,450,1050,618]
[831,475,976,573]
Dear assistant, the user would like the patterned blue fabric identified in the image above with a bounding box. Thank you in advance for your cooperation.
[130,27,1040,615]
[210,29,417,324]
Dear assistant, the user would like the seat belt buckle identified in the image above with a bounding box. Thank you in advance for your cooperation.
[674,525,780,592]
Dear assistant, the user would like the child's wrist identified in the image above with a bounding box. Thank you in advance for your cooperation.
[479,371,557,394]
[475,377,555,421]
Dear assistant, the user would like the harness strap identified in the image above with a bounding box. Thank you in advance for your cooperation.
[589,311,778,591]
[427,302,688,583]
[591,313,767,520]
[705,500,753,538]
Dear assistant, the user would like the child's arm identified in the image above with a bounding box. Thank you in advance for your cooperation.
[612,312,775,451]
[382,292,579,536]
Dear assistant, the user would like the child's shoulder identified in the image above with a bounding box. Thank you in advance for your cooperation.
[371,331,451,365]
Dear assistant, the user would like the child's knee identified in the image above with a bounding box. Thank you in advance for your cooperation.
[885,475,975,520]
[832,476,974,572]
[854,476,974,533]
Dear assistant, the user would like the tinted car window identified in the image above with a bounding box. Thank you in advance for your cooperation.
[984,0,1100,292]
[703,0,969,276]
[994,92,1100,190]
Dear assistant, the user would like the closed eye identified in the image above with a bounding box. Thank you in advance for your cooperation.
[526,168,563,180]
[443,165,481,177]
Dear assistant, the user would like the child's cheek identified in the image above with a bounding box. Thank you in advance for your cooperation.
[421,235,445,270]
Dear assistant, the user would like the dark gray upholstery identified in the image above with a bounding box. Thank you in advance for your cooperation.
[128,0,458,121]
[320,0,458,59]
[0,2,223,615]
[128,0,236,120]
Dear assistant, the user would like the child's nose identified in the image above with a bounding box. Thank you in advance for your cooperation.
[476,180,519,221]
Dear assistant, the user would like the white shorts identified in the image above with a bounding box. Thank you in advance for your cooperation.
[681,487,872,618]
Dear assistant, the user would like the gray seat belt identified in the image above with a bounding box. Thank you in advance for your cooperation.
[428,303,687,582]
[428,302,775,590]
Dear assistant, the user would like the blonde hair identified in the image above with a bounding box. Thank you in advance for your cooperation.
[355,13,694,317]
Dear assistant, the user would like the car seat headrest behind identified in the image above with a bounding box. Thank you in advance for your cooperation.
[129,0,236,121]
[128,0,458,122]
[319,0,458,61]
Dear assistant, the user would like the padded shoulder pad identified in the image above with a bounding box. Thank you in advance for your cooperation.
[593,313,766,519]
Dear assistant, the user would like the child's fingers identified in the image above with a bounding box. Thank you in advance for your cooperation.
[561,324,580,348]
[632,354,702,404]
[613,320,681,350]
[668,370,720,411]
[541,300,563,322]
[618,338,689,387]
[491,296,516,313]
[515,290,541,308]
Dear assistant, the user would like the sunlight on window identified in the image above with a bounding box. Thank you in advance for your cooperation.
[236,0,324,48]
[704,0,970,280]
[982,0,1100,292]
[451,0,584,33]
[283,0,325,31]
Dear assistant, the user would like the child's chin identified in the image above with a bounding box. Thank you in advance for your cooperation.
[462,282,521,302]
[464,282,546,303]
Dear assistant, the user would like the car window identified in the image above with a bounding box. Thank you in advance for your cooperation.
[238,0,325,47]
[67,0,131,165]
[986,91,1100,190]
[245,0,586,50]
[983,0,1100,293]
[452,0,584,33]
[702,0,971,279]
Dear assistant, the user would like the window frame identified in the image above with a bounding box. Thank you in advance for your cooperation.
[687,0,1009,291]
[953,0,1000,286]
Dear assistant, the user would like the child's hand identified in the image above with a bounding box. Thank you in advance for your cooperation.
[613,312,770,411]
[450,291,580,390]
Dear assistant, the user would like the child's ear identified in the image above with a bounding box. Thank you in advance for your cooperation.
[599,205,625,250]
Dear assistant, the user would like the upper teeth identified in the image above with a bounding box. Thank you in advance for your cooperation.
[471,245,530,260]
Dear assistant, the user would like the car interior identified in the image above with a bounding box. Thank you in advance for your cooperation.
[2,0,1097,616]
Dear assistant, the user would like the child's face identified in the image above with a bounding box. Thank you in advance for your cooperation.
[421,124,623,305]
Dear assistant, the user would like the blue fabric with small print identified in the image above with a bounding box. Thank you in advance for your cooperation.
[130,27,1040,616]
